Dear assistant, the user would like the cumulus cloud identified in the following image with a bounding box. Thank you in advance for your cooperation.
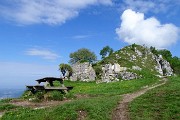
[26,48,60,60]
[116,9,179,48]
[0,0,112,25]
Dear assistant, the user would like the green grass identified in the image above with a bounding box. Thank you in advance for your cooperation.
[129,76,180,120]
[0,99,12,104]
[0,104,18,112]
[1,77,159,120]
[0,99,20,112]
[64,77,158,96]
[1,96,120,120]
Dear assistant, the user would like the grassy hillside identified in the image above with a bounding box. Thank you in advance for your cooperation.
[1,77,158,120]
[129,76,180,120]
[93,44,159,79]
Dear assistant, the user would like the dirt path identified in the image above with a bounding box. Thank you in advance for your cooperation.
[112,78,167,120]
[10,99,71,109]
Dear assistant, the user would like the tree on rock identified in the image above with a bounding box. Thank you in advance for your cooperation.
[59,63,73,78]
[69,48,97,64]
[150,46,158,56]
[100,46,113,59]
[158,49,172,61]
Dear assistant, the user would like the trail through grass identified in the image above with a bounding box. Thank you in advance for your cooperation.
[129,76,180,120]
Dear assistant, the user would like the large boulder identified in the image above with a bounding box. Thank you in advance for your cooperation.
[70,62,96,82]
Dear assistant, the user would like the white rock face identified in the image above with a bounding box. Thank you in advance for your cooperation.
[112,63,126,73]
[70,62,96,81]
[101,63,137,82]
[132,66,142,71]
[135,49,142,56]
[120,71,138,80]
[155,55,173,76]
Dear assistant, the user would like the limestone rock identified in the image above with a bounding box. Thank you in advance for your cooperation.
[132,66,142,71]
[119,71,138,80]
[135,49,142,56]
[101,63,137,82]
[154,55,173,76]
[70,62,96,82]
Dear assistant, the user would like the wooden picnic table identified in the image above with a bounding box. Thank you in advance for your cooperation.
[26,77,73,94]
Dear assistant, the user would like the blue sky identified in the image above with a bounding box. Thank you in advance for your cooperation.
[0,0,180,89]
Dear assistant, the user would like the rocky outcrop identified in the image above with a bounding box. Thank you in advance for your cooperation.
[70,62,139,82]
[101,63,138,82]
[155,55,173,76]
[70,62,96,82]
[119,71,138,80]
[69,45,174,83]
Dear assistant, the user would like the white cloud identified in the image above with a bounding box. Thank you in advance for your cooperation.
[0,0,112,25]
[72,35,90,39]
[123,0,155,13]
[26,48,60,60]
[122,0,179,13]
[116,9,179,48]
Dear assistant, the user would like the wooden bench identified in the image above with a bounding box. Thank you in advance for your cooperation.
[33,85,45,90]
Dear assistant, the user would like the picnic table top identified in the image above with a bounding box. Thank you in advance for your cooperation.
[36,77,63,83]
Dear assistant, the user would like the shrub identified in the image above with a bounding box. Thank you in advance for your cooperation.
[93,65,103,80]
[35,91,45,100]
[47,91,64,101]
[64,92,76,99]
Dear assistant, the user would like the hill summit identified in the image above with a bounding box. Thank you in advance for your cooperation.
[70,44,173,82]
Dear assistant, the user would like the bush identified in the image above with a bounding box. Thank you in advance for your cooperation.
[47,91,64,101]
[35,91,45,100]
[21,90,34,99]
[64,92,76,99]
[93,65,103,80]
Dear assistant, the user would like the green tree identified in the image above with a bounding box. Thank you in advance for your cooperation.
[59,63,73,78]
[69,48,97,64]
[158,49,172,61]
[100,46,113,59]
[131,43,137,51]
[171,56,180,75]
[150,46,158,56]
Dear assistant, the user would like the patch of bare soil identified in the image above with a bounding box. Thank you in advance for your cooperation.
[10,99,71,109]
[75,94,91,99]
[77,110,88,120]
[112,78,167,120]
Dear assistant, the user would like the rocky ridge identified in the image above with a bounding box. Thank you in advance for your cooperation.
[70,45,173,82]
